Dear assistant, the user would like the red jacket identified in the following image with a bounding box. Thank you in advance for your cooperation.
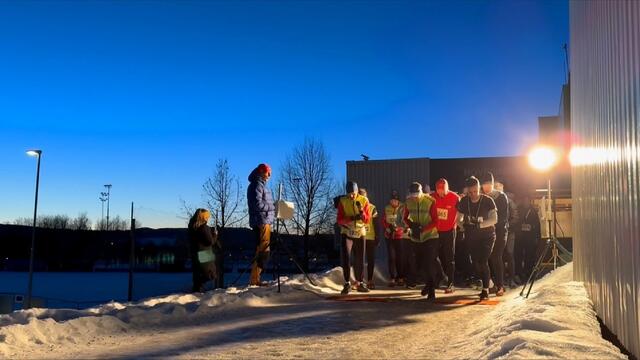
[431,191,460,232]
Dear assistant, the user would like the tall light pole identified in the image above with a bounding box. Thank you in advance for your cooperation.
[104,184,112,230]
[25,149,42,309]
[99,192,108,227]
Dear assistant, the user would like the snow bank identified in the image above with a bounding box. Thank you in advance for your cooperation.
[449,264,627,359]
[0,265,627,359]
[0,268,344,357]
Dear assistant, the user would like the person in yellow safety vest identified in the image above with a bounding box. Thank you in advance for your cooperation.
[382,190,408,287]
[336,181,372,294]
[358,188,379,290]
[403,182,440,301]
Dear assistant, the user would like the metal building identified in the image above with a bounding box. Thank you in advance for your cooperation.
[571,1,640,357]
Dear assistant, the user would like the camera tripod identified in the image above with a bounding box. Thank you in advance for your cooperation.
[520,178,573,298]
[520,236,572,298]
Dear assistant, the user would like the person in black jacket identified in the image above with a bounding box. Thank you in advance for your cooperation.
[480,172,509,296]
[515,195,542,280]
[188,208,221,293]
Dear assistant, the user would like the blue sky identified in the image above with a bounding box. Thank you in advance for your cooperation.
[0,0,568,228]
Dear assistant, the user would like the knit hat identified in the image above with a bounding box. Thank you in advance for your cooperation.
[390,190,400,200]
[465,176,480,188]
[409,182,422,194]
[479,171,494,185]
[257,163,271,175]
[435,178,449,192]
[346,181,358,194]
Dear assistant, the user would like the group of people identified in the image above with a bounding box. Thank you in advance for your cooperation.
[336,172,542,301]
[186,163,542,301]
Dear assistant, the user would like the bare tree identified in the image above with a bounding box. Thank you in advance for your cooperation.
[280,138,336,271]
[179,197,195,222]
[95,215,128,231]
[13,217,32,226]
[71,212,92,231]
[37,214,70,229]
[202,158,246,229]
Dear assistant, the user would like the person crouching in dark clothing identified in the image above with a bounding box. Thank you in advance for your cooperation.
[188,208,221,292]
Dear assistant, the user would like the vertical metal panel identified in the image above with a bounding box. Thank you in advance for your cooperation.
[570,0,640,357]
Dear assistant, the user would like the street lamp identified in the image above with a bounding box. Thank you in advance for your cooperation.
[25,149,42,309]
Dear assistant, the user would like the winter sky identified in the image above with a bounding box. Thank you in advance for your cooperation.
[0,0,568,228]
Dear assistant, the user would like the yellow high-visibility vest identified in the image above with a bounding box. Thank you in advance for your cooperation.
[405,194,439,242]
[339,194,369,238]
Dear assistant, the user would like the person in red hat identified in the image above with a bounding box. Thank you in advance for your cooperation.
[432,178,460,293]
[247,163,276,286]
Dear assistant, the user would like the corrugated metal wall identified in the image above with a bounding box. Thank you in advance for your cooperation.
[346,158,431,214]
[570,0,640,357]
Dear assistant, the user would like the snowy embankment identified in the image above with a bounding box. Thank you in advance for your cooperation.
[448,264,626,359]
[0,263,627,359]
[0,269,344,358]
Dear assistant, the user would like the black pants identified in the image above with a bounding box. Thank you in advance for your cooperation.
[515,233,539,279]
[454,230,474,280]
[503,230,516,283]
[387,238,407,280]
[438,229,456,286]
[489,226,507,289]
[409,240,440,290]
[468,229,496,290]
[341,234,365,283]
[365,240,377,281]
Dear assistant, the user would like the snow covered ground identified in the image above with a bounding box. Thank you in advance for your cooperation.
[0,263,627,359]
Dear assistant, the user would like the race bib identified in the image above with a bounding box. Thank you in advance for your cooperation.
[386,215,397,224]
[347,226,365,238]
[437,208,448,220]
[521,224,532,232]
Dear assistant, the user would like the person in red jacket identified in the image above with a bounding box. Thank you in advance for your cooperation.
[432,178,460,293]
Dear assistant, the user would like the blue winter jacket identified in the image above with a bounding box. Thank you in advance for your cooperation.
[247,168,276,227]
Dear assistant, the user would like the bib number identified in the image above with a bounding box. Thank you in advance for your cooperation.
[347,226,365,238]
[521,224,532,232]
[437,208,448,221]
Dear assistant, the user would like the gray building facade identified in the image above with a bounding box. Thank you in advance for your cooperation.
[571,0,640,357]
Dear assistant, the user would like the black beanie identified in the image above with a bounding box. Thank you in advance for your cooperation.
[479,171,494,185]
[390,190,400,200]
[465,176,480,188]
[346,181,358,194]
